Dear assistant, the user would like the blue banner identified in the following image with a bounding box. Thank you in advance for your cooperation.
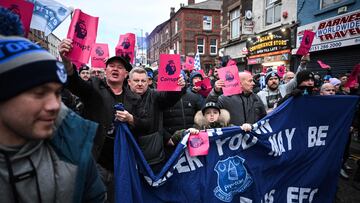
[114,96,359,203]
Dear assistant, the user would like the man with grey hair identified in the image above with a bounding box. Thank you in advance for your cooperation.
[127,67,186,172]
[320,83,336,95]
[283,71,295,84]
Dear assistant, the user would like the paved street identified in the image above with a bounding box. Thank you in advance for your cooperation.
[335,135,360,203]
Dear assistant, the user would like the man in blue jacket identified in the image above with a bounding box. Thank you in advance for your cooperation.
[0,36,105,202]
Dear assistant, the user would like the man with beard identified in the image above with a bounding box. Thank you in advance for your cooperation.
[257,71,286,113]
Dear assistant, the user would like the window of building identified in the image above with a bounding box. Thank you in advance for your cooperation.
[320,0,346,9]
[173,43,177,54]
[175,20,178,33]
[230,8,240,39]
[197,38,205,54]
[210,39,217,55]
[177,41,180,54]
[203,16,212,31]
[265,0,281,26]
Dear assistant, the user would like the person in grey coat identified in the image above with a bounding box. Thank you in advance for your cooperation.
[207,71,266,126]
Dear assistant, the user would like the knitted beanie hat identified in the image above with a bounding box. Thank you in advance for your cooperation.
[78,65,90,74]
[296,70,315,85]
[0,35,67,101]
[265,71,280,84]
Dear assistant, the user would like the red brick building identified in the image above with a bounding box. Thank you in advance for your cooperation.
[220,0,253,71]
[146,0,222,73]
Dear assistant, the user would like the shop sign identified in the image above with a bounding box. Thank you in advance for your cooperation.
[263,53,288,63]
[243,20,255,35]
[247,57,263,65]
[296,10,360,52]
[246,29,291,57]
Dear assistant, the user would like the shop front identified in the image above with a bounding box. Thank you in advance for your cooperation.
[223,42,247,70]
[246,29,292,74]
[295,10,360,76]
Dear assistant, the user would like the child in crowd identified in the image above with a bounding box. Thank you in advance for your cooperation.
[167,102,252,146]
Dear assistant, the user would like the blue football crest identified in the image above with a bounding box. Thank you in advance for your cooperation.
[213,156,252,202]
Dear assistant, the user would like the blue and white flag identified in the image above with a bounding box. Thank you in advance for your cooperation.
[194,52,201,71]
[28,0,72,36]
[114,96,358,203]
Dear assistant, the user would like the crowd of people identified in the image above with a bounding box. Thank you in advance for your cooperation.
[1,7,360,202]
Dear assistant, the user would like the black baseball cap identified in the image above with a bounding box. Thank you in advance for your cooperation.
[202,102,221,115]
[105,56,133,72]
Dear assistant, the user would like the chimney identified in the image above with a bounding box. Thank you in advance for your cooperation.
[170,7,175,18]
[188,0,195,5]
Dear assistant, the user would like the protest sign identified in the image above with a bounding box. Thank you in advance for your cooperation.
[157,54,181,91]
[66,9,98,65]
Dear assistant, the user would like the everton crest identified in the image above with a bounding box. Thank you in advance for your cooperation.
[213,156,252,202]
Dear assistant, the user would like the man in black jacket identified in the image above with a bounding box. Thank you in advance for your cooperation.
[127,67,186,172]
[59,39,144,202]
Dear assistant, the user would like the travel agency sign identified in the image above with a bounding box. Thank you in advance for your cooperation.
[296,10,360,52]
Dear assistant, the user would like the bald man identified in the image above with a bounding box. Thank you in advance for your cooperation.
[207,71,266,125]
[283,71,295,84]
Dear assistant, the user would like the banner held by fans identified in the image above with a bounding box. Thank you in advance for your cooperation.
[114,96,358,203]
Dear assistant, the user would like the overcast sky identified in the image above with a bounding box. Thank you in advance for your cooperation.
[53,0,206,55]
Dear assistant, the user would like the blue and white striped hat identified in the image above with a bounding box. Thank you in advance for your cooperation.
[0,35,67,101]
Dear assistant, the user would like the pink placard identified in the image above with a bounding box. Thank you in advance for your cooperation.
[227,59,236,67]
[67,9,99,65]
[1,0,34,37]
[345,64,360,88]
[115,33,135,64]
[218,66,242,96]
[317,60,331,69]
[188,131,209,157]
[277,65,286,78]
[296,30,315,56]
[91,43,109,68]
[185,56,195,71]
[157,54,181,91]
[195,78,212,97]
[198,69,205,77]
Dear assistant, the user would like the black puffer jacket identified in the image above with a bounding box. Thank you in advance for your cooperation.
[207,90,266,125]
[133,88,185,165]
[163,91,202,136]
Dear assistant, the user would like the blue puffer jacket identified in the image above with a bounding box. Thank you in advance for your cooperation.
[51,104,106,203]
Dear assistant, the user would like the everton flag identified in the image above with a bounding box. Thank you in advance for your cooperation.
[114,96,358,203]
[28,0,72,36]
